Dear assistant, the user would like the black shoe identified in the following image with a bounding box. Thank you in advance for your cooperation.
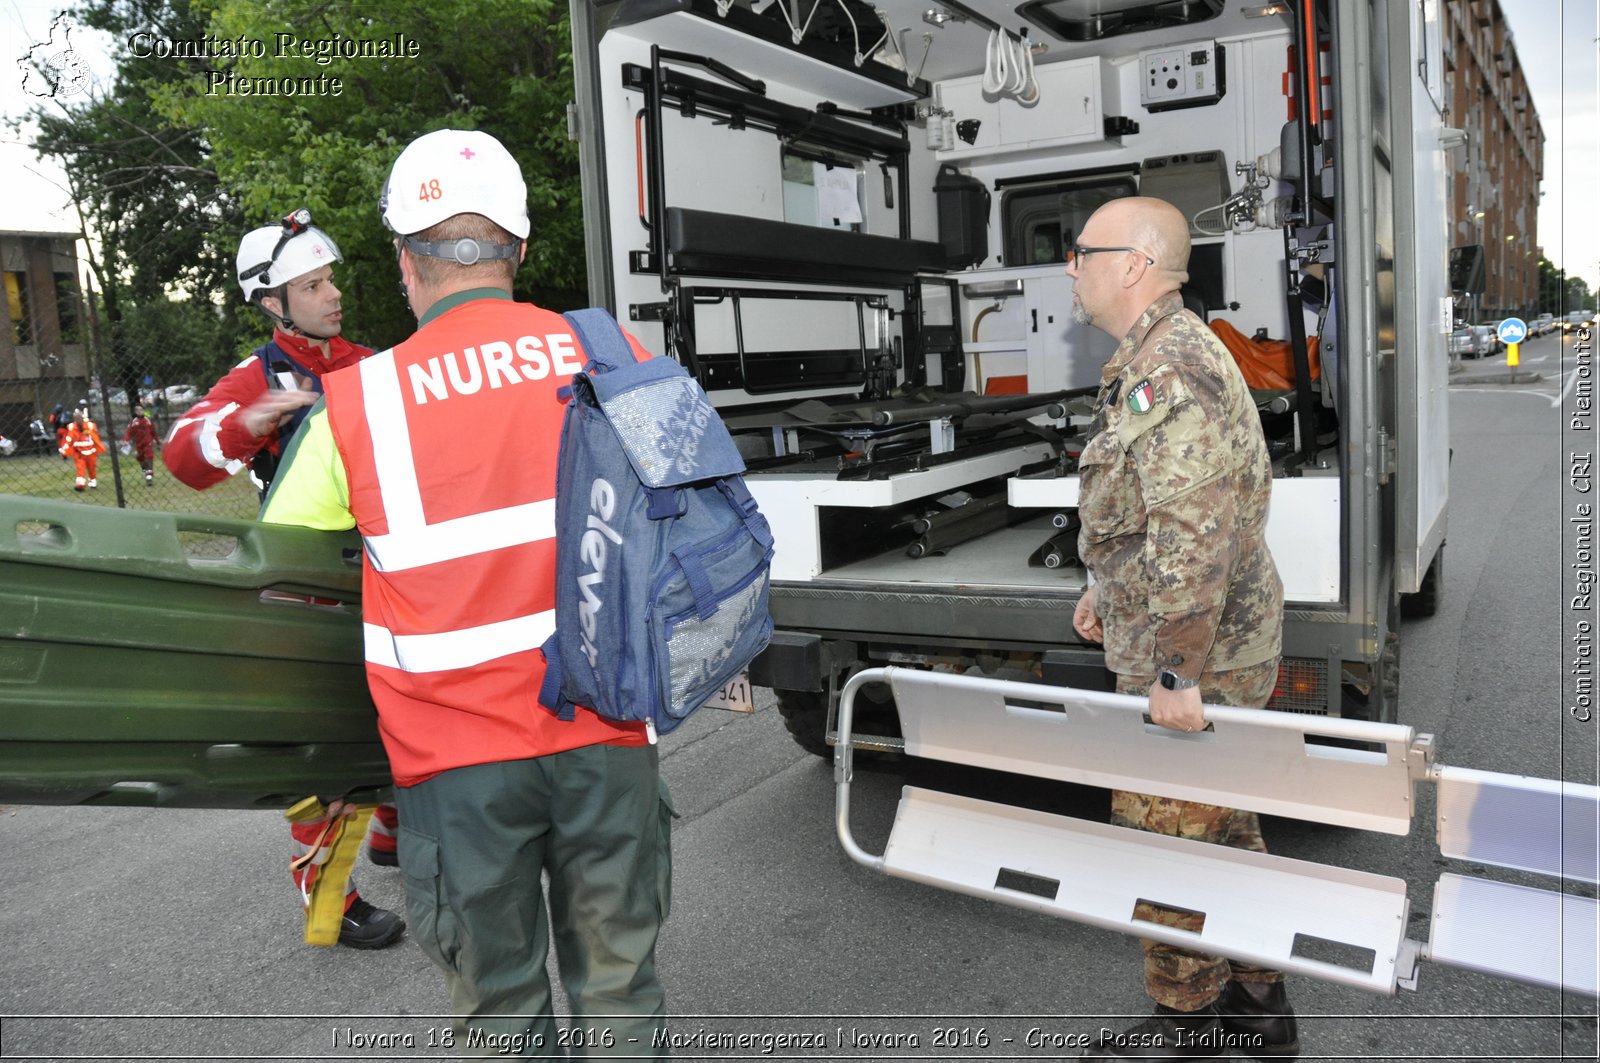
[368,846,399,868]
[338,898,405,950]
[1081,1005,1228,1060]
[1217,979,1300,1058]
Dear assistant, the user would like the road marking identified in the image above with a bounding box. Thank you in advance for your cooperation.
[1450,388,1559,400]
[1551,367,1583,407]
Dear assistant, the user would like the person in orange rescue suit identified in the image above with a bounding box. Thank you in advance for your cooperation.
[122,405,158,485]
[262,128,672,1056]
[60,406,106,491]
[1066,197,1295,1061]
[165,209,404,951]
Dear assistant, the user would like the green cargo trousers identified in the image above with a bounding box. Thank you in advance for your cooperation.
[394,743,674,1058]
[1112,659,1285,1012]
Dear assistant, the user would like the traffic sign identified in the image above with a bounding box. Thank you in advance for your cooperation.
[1497,317,1528,345]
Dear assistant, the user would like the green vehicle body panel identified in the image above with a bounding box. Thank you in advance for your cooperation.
[0,495,390,809]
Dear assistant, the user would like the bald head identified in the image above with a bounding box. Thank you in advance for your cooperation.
[1066,196,1195,340]
[1097,197,1191,285]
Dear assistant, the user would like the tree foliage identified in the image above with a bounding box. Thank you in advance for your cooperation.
[1538,256,1595,316]
[154,0,587,347]
[25,0,588,377]
[21,0,250,400]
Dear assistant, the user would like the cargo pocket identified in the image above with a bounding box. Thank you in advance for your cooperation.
[655,779,677,922]
[1076,431,1146,544]
[397,828,459,972]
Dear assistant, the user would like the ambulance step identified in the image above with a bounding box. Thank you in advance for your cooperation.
[881,785,1410,994]
[1427,874,1599,996]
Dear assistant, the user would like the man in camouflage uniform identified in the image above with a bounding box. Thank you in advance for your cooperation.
[1067,197,1298,1061]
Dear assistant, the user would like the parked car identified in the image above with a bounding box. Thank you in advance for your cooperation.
[137,385,199,406]
[1471,324,1500,357]
[1533,314,1555,336]
[1448,325,1495,359]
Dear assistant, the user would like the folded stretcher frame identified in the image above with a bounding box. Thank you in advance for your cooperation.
[835,667,1599,997]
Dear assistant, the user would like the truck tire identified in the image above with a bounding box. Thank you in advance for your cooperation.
[776,689,831,759]
[1401,544,1444,619]
[776,682,903,760]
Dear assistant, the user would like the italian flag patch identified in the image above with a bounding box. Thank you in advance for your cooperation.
[1127,379,1155,414]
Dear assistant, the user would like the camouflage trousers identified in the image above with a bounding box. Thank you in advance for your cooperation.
[1112,658,1283,1011]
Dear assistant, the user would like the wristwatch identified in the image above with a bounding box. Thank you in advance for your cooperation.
[1157,669,1199,691]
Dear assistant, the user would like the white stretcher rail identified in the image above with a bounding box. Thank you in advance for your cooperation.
[834,666,1599,998]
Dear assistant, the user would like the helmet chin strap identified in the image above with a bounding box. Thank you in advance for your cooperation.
[258,292,304,336]
[262,296,335,341]
[270,309,306,336]
[265,306,341,346]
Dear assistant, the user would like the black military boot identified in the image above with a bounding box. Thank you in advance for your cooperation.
[1080,1004,1229,1060]
[1216,978,1300,1058]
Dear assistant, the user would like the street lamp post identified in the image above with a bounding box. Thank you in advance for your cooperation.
[1467,205,1486,324]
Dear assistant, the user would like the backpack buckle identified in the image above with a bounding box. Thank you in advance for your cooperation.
[646,486,684,520]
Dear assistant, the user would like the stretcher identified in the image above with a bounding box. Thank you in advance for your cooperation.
[836,667,1599,997]
[0,494,390,809]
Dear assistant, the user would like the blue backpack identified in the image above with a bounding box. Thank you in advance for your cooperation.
[539,308,775,735]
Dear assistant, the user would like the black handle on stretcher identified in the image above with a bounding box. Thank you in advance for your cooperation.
[870,386,1093,427]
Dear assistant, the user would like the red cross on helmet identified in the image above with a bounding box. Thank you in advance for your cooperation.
[379,129,530,240]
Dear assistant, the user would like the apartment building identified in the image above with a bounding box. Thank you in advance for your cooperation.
[0,229,87,441]
[1443,0,1545,319]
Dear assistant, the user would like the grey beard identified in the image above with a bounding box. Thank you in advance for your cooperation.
[1071,301,1091,326]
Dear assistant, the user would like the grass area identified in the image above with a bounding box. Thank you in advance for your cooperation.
[0,450,262,520]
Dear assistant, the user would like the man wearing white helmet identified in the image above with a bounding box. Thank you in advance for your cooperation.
[167,209,406,951]
[165,209,367,493]
[263,129,670,1056]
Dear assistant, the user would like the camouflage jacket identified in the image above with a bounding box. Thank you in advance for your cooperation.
[1076,291,1283,680]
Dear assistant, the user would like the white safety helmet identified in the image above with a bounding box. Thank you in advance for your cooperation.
[380,129,530,241]
[236,208,343,304]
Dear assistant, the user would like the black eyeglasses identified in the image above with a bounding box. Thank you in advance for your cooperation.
[238,207,317,284]
[1068,244,1155,267]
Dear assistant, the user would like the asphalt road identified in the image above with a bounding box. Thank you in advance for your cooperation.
[2,331,1596,1061]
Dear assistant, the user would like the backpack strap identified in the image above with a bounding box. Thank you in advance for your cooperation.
[561,308,638,374]
[538,634,577,722]
[671,547,720,621]
[717,478,774,548]
[254,340,325,438]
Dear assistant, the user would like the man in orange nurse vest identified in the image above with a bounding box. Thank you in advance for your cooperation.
[261,129,671,1056]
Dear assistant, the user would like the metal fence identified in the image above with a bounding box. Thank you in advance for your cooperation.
[2,274,262,522]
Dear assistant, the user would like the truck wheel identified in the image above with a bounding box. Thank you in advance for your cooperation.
[776,683,903,760]
[776,690,831,759]
[1401,544,1444,619]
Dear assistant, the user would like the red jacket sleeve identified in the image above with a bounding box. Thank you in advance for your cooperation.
[162,357,274,490]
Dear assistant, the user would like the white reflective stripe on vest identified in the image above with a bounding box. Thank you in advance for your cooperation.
[364,611,556,673]
[364,499,556,572]
[357,350,556,573]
